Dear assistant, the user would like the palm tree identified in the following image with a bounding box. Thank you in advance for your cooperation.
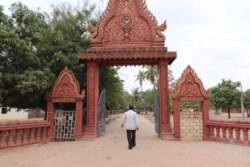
[131,88,141,106]
[135,70,146,96]
[144,66,157,90]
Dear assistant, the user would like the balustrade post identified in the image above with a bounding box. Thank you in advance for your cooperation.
[30,128,36,144]
[0,130,7,148]
[209,126,214,140]
[222,127,227,142]
[216,127,220,140]
[43,127,49,142]
[36,128,41,143]
[8,130,15,147]
[0,131,2,148]
[228,127,233,143]
[15,129,22,146]
[23,128,29,144]
[235,128,241,143]
[242,128,249,145]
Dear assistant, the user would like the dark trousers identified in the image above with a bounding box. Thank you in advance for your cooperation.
[126,130,136,149]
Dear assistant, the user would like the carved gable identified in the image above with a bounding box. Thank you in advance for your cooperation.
[88,0,167,48]
[172,65,209,100]
[51,67,81,99]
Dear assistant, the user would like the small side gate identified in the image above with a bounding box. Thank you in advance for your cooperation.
[154,91,160,135]
[97,89,106,136]
[46,67,85,141]
[54,110,76,141]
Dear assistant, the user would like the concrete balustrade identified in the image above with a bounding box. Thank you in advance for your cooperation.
[206,121,250,145]
[0,120,51,149]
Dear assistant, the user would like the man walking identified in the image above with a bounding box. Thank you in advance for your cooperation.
[121,105,139,150]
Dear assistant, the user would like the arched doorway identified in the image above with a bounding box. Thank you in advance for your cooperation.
[78,0,177,139]
[46,67,85,141]
[172,65,210,140]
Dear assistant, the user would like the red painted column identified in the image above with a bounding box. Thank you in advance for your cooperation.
[173,99,181,139]
[83,61,99,139]
[46,100,54,141]
[202,99,210,140]
[158,60,172,139]
[75,100,83,139]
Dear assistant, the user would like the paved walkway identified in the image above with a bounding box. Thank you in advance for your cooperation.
[0,115,250,167]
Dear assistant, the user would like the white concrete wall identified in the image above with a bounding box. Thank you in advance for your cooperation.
[0,108,28,120]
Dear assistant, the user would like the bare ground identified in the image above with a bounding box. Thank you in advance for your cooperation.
[0,115,249,167]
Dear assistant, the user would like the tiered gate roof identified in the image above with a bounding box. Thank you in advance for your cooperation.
[78,0,176,65]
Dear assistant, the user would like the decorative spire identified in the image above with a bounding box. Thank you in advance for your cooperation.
[87,0,167,48]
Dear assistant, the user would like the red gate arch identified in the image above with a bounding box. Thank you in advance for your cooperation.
[172,65,210,140]
[46,67,85,140]
[78,0,177,139]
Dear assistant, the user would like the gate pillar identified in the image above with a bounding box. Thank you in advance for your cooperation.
[76,99,83,139]
[173,99,181,139]
[46,100,54,141]
[202,99,210,140]
[158,60,172,139]
[84,62,99,138]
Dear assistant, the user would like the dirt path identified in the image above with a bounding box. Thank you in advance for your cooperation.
[0,115,249,167]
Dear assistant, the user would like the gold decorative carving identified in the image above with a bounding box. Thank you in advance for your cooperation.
[120,15,133,28]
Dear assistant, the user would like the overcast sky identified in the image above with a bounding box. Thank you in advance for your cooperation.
[1,0,250,92]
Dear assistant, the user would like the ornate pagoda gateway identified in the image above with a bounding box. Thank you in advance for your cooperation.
[78,0,177,139]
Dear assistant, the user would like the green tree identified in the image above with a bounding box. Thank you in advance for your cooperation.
[0,2,124,111]
[244,89,250,117]
[49,3,125,110]
[144,66,157,90]
[131,88,141,107]
[99,67,125,110]
[135,70,146,97]
[180,101,200,111]
[143,89,154,110]
[0,3,54,108]
[45,2,97,86]
[210,79,241,119]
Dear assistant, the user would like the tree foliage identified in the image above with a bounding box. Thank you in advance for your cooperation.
[143,89,154,110]
[210,79,241,119]
[135,70,146,96]
[0,3,54,108]
[144,66,157,90]
[0,2,125,110]
[99,67,125,110]
[130,88,141,107]
[244,89,250,117]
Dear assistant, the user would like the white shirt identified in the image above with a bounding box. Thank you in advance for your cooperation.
[122,110,139,130]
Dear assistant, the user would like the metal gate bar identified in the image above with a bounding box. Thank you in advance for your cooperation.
[54,110,76,140]
[97,89,106,136]
[154,91,160,134]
